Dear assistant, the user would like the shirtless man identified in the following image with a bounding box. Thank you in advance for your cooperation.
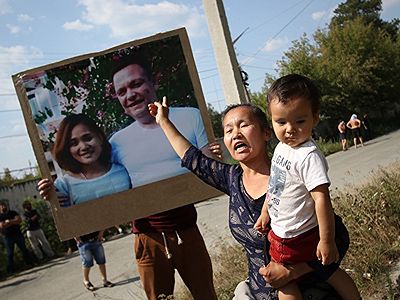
[346,114,364,149]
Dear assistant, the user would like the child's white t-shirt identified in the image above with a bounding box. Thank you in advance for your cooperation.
[267,139,330,238]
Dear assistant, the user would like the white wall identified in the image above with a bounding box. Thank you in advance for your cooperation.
[0,179,41,214]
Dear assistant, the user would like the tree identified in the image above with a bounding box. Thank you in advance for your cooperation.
[207,103,223,138]
[277,34,320,80]
[315,18,400,119]
[331,0,399,40]
[0,168,14,187]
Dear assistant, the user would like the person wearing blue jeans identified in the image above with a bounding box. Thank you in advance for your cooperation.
[75,231,113,291]
[0,200,33,274]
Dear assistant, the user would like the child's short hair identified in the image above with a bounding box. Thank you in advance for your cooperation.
[267,74,321,115]
[222,103,270,131]
[52,114,112,174]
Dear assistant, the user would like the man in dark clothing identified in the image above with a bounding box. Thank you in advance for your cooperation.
[0,200,33,274]
[22,200,54,260]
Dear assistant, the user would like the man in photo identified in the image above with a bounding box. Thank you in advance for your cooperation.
[109,55,217,300]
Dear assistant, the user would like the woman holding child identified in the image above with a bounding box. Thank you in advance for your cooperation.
[149,75,358,299]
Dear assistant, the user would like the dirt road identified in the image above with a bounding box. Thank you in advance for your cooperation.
[1,130,399,300]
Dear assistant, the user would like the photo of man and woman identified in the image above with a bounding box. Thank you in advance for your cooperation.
[13,28,220,239]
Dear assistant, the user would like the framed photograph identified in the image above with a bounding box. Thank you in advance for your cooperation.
[13,28,222,240]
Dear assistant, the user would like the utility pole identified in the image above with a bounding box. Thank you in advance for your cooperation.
[203,0,248,105]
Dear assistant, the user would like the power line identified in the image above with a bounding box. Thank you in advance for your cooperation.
[198,67,218,73]
[242,64,275,70]
[240,0,316,67]
[0,133,27,139]
[200,72,220,81]
[245,0,309,36]
[0,109,21,113]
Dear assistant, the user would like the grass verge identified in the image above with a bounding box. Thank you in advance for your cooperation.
[332,162,400,298]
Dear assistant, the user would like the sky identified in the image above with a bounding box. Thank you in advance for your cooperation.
[1,0,400,176]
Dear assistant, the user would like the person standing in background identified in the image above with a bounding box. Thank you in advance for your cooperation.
[361,113,371,141]
[22,200,55,261]
[0,200,34,274]
[337,121,348,151]
[346,114,364,149]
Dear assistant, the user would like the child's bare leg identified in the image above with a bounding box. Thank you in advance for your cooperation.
[353,138,357,149]
[278,282,302,300]
[327,268,360,300]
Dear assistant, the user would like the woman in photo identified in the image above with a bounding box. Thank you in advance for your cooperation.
[38,113,131,291]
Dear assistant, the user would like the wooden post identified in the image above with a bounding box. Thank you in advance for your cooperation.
[203,0,248,105]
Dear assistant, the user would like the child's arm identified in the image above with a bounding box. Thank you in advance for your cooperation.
[310,183,339,265]
[254,200,270,234]
[148,96,194,159]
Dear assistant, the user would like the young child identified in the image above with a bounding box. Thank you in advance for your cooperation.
[255,74,360,300]
[38,113,131,291]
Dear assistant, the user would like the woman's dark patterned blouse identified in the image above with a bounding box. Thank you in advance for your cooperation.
[182,146,277,300]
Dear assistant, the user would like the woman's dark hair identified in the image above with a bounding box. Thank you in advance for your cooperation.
[267,74,321,115]
[52,114,111,174]
[221,103,270,131]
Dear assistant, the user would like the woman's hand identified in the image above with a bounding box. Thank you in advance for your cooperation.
[208,142,223,160]
[259,261,293,288]
[259,261,313,288]
[37,178,71,207]
[37,178,53,200]
[148,96,169,126]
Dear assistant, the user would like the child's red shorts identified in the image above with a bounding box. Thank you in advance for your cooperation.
[268,225,319,264]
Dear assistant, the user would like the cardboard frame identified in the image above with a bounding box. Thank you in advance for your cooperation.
[13,28,222,240]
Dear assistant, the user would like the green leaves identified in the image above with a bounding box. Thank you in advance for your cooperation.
[267,0,400,137]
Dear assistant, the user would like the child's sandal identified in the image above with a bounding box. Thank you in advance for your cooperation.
[103,280,114,288]
[83,281,95,291]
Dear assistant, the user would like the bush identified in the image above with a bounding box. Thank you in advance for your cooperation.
[332,163,400,298]
[315,137,342,156]
[0,197,65,278]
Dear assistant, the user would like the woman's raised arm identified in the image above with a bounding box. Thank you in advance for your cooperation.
[148,96,192,159]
